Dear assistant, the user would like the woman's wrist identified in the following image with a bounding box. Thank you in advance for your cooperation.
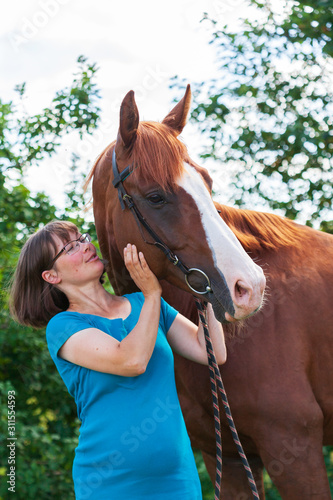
[143,288,162,300]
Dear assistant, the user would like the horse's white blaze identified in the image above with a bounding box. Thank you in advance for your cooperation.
[178,163,265,316]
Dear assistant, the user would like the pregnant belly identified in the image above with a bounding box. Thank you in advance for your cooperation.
[75,397,190,476]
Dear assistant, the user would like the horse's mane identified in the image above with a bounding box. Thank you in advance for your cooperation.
[217,204,304,253]
[85,121,189,192]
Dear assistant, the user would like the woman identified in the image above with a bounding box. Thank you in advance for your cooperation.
[10,220,227,500]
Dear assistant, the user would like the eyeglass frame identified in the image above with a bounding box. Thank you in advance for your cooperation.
[49,233,92,267]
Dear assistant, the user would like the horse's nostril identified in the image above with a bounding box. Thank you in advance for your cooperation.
[235,281,249,301]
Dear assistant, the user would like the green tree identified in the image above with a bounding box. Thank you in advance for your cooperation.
[0,56,100,499]
[173,0,333,225]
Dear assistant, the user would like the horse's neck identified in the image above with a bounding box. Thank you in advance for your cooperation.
[215,203,306,253]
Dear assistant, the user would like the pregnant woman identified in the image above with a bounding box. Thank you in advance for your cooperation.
[10,220,227,499]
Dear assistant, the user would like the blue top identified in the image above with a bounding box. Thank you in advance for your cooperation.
[46,292,202,500]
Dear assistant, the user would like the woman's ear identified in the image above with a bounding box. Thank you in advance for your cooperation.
[42,269,61,285]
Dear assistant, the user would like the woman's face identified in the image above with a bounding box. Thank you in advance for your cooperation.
[51,231,104,288]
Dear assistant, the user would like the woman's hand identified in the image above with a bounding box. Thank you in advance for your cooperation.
[167,304,227,366]
[124,244,162,298]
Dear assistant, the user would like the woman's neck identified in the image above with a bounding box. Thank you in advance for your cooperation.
[65,282,116,315]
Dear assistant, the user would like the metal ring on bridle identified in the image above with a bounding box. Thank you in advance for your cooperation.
[185,268,212,295]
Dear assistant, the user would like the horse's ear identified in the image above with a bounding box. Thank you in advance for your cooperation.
[117,90,139,150]
[162,84,191,135]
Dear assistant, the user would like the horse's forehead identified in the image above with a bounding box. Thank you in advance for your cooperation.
[177,163,212,204]
[124,169,183,195]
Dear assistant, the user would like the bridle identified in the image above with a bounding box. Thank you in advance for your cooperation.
[112,149,212,295]
[111,147,260,499]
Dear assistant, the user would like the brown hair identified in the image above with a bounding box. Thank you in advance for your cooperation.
[9,220,80,329]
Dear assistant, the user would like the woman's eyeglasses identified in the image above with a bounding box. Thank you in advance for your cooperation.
[50,234,92,266]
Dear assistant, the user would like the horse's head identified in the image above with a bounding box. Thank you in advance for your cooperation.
[92,85,266,323]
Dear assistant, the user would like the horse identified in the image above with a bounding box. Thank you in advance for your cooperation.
[86,85,333,499]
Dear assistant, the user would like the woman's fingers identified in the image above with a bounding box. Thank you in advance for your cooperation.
[124,244,146,280]
[138,251,148,268]
[123,244,161,296]
[124,244,141,270]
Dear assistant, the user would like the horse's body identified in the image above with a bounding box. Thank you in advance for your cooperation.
[88,86,333,498]
[163,206,333,499]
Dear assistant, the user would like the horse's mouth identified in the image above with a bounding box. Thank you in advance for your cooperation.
[224,312,238,323]
[207,276,235,324]
[209,289,264,324]
[209,296,231,324]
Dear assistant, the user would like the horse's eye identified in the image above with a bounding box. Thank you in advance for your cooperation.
[147,194,165,205]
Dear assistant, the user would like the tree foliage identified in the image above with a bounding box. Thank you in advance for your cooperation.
[173,0,333,225]
[2,55,100,172]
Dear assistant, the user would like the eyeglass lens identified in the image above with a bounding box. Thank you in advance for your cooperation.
[66,234,91,255]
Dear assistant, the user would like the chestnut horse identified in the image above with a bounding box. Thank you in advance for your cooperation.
[87,86,333,499]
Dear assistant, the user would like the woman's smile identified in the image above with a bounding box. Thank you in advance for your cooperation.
[85,253,99,263]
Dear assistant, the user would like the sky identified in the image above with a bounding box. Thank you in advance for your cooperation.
[1,0,249,208]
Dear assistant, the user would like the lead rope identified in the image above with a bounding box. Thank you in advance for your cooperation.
[194,299,260,500]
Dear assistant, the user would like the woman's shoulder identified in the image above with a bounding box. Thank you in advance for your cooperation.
[45,310,95,358]
[48,309,85,322]
[46,310,93,334]
[123,291,145,308]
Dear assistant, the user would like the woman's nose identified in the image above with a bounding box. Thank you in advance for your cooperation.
[82,242,90,252]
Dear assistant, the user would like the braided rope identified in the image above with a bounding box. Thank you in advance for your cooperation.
[195,298,260,500]
[199,308,223,500]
